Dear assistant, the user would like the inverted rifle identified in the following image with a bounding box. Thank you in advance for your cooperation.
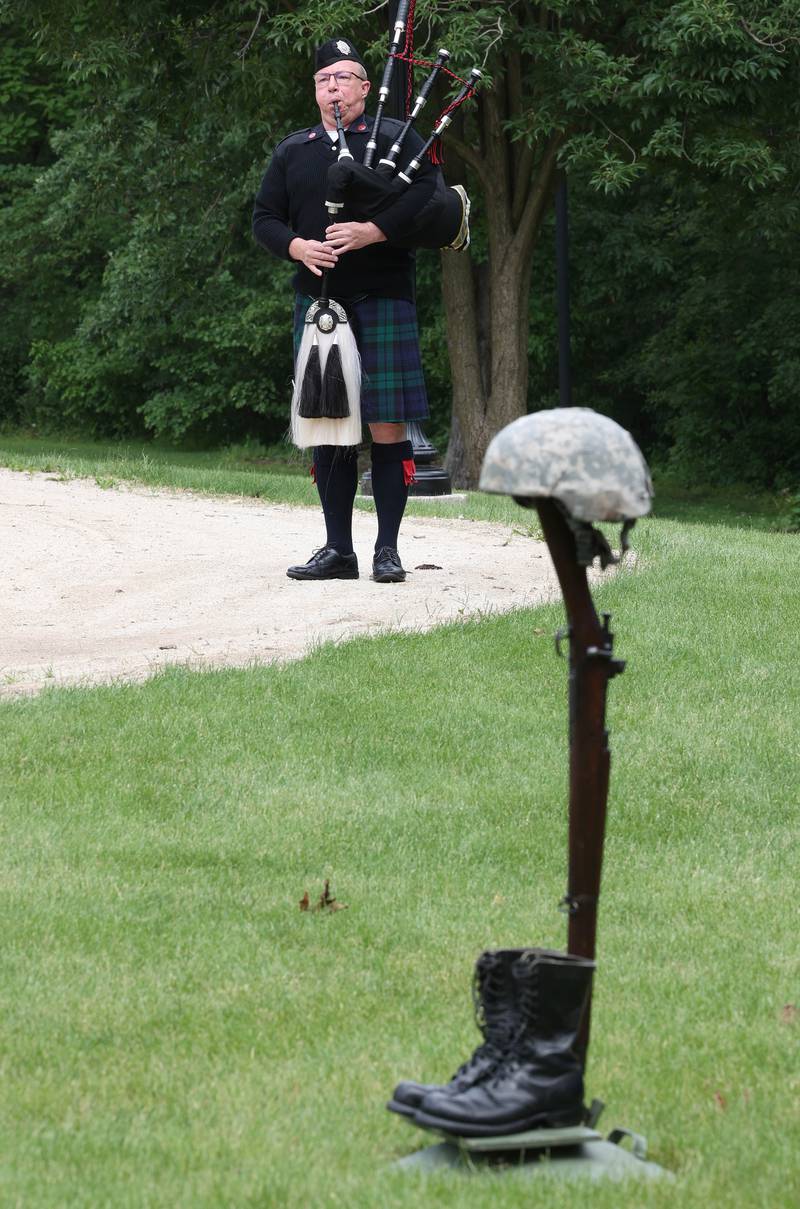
[532,499,626,1057]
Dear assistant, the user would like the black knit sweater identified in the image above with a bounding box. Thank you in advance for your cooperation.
[252,113,437,301]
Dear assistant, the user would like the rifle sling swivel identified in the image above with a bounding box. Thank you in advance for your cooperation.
[559,893,599,916]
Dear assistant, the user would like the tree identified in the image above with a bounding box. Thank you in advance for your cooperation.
[0,10,89,421]
[413,0,799,484]
[537,160,800,487]
[0,2,314,441]
[256,0,800,483]
[4,0,799,484]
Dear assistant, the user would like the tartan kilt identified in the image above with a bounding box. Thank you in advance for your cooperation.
[293,294,429,424]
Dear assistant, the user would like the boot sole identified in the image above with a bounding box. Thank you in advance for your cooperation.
[286,569,359,580]
[371,571,406,583]
[385,1099,419,1119]
[412,1105,583,1138]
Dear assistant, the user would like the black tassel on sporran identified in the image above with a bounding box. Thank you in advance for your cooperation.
[320,341,350,419]
[297,340,323,418]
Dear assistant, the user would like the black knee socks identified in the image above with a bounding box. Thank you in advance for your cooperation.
[371,439,415,553]
[312,441,416,557]
[313,445,359,555]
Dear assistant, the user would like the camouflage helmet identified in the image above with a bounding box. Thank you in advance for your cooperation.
[479,407,653,522]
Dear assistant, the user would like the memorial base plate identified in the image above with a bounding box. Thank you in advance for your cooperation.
[393,1120,672,1182]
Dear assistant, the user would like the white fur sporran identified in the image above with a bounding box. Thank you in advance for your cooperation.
[290,320,362,448]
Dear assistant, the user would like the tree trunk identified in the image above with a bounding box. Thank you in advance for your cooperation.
[441,67,562,488]
[443,408,466,485]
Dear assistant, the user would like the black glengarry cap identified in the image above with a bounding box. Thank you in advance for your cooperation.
[315,38,366,72]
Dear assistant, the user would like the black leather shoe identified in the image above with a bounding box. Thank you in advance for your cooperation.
[286,547,358,580]
[372,546,406,583]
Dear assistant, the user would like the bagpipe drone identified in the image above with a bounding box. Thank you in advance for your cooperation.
[291,0,482,448]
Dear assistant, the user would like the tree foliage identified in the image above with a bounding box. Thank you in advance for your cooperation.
[540,162,800,486]
[0,2,309,441]
[1,1,799,486]
[418,0,799,483]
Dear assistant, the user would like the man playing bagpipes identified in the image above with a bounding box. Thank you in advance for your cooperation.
[253,33,475,584]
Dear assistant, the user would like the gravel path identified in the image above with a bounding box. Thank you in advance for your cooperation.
[1,468,567,697]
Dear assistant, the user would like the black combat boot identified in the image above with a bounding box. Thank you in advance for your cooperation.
[413,950,595,1137]
[386,949,525,1118]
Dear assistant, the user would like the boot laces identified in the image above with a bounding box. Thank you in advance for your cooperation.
[487,954,540,1082]
[450,953,518,1077]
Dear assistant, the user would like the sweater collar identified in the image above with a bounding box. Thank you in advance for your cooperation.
[306,113,372,141]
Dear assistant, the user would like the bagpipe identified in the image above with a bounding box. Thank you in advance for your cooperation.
[328,0,482,253]
[290,1,481,448]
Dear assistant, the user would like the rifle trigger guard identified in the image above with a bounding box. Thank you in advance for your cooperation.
[554,627,570,658]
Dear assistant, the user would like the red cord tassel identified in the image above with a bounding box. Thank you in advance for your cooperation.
[402,458,417,487]
[309,464,316,484]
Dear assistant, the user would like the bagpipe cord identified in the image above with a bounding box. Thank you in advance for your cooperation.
[391,0,479,165]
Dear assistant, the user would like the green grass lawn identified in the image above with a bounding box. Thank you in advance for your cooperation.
[1,440,798,1206]
[0,434,531,525]
[0,431,787,529]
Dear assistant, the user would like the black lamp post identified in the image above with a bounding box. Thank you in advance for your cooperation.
[555,171,572,407]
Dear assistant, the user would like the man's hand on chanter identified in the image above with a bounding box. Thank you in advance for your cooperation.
[288,237,339,277]
[325,221,387,254]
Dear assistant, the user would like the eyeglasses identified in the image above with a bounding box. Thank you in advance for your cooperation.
[313,71,366,88]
